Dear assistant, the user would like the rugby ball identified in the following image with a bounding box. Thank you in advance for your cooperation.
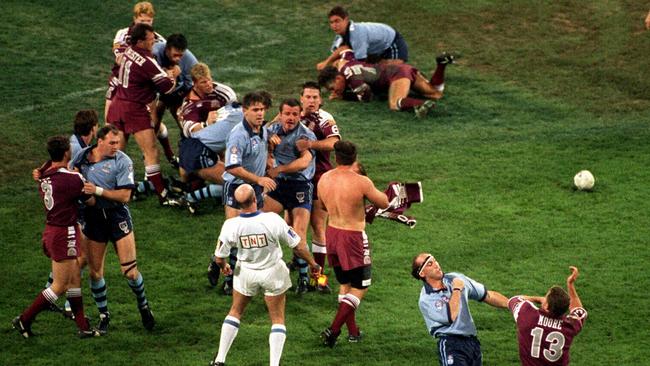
[573,170,595,190]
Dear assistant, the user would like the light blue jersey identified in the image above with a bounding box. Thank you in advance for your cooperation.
[222,120,268,184]
[266,123,316,181]
[331,21,396,60]
[69,134,88,161]
[194,104,243,153]
[152,42,198,95]
[71,146,135,209]
[418,272,487,337]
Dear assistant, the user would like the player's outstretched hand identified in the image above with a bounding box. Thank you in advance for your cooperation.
[645,11,650,30]
[316,61,327,71]
[257,177,277,192]
[567,266,579,285]
[32,168,41,181]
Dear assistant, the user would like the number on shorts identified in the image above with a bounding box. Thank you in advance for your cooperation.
[530,327,565,362]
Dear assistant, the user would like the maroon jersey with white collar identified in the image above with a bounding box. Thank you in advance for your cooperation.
[300,109,340,179]
[38,163,86,227]
[509,296,587,366]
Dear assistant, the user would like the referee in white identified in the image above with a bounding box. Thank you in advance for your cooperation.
[210,184,320,366]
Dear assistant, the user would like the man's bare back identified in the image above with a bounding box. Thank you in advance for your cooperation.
[318,165,388,231]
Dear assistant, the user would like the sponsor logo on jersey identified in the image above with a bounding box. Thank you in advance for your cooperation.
[434,300,444,311]
[287,228,297,238]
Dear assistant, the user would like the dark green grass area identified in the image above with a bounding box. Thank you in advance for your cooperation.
[2,1,650,365]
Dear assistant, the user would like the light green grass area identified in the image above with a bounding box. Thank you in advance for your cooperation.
[1,1,649,365]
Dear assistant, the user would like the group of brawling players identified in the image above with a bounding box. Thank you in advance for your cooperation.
[13,3,588,366]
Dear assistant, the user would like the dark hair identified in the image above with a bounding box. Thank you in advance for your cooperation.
[97,125,120,140]
[328,6,348,19]
[334,140,356,165]
[301,81,321,95]
[130,23,154,45]
[279,98,302,112]
[47,135,70,162]
[411,254,424,280]
[73,110,98,136]
[243,91,270,109]
[165,33,188,51]
[318,66,340,88]
[546,286,570,318]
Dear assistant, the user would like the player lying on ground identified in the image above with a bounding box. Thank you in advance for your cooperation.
[318,50,458,118]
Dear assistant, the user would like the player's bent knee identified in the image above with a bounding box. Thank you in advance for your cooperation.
[120,260,139,279]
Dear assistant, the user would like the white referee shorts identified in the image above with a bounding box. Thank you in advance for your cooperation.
[233,261,291,297]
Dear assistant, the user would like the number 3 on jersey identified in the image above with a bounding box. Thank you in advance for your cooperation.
[530,327,565,362]
[41,179,54,211]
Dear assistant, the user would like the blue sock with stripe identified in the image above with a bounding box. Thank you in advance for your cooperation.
[269,324,287,366]
[90,277,108,314]
[127,273,148,309]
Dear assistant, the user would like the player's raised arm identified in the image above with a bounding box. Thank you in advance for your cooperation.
[483,290,509,309]
[567,266,582,310]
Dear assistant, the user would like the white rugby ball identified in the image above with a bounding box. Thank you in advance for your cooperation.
[574,170,595,190]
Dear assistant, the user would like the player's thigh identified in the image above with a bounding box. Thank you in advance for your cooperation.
[198,162,225,184]
[132,128,159,161]
[264,293,286,325]
[228,291,252,319]
[388,78,412,109]
[114,232,137,265]
[262,195,284,214]
[413,73,442,100]
[50,258,80,294]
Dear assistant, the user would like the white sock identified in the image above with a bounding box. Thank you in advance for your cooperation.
[269,324,287,366]
[215,315,240,363]
[338,294,345,303]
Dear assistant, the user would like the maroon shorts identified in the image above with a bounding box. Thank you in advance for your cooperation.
[42,225,79,262]
[326,226,371,271]
[107,99,154,134]
[383,64,418,84]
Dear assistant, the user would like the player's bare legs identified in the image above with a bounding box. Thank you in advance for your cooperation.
[265,294,288,366]
[388,78,412,111]
[389,77,436,118]
[115,233,154,330]
[291,207,312,292]
[262,196,284,215]
[104,100,112,123]
[133,128,171,204]
[412,73,444,100]
[197,162,226,185]
[310,199,329,286]
[86,240,109,281]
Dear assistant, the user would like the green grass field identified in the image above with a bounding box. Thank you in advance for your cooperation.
[1,1,650,365]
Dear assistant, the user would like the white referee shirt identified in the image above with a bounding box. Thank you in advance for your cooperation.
[215,211,301,270]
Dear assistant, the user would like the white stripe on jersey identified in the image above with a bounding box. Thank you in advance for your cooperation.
[212,82,237,105]
[113,27,129,45]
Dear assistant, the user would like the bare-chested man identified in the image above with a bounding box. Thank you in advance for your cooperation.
[317,140,388,347]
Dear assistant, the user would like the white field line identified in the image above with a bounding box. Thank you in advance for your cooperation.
[6,87,105,116]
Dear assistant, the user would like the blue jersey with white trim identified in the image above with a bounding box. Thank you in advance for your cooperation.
[222,120,268,184]
[418,272,487,337]
[194,104,243,153]
[266,123,316,181]
[71,146,135,209]
[331,21,396,60]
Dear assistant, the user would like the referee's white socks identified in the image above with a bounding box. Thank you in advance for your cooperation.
[215,315,240,363]
[269,324,286,366]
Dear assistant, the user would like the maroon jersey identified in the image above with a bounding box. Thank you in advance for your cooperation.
[179,82,237,137]
[38,164,86,227]
[301,109,340,179]
[114,45,174,105]
[509,296,587,366]
[339,51,418,100]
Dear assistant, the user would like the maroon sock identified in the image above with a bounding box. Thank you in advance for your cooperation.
[313,253,326,268]
[330,300,356,334]
[67,294,90,331]
[21,290,56,325]
[189,178,205,191]
[398,97,425,111]
[430,64,447,86]
[158,136,175,161]
[145,166,167,200]
[346,310,359,336]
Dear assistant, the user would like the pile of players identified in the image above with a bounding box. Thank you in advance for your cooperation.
[13,3,587,366]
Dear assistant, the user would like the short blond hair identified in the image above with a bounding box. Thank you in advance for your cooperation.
[133,1,155,17]
[191,62,212,82]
